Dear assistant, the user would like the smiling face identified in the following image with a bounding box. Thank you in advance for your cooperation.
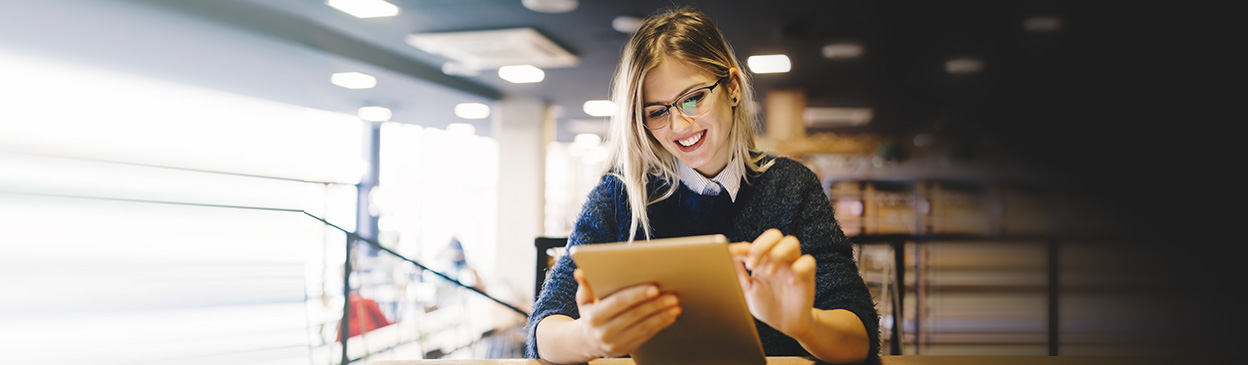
[641,58,738,177]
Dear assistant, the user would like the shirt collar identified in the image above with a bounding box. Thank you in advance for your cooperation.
[676,156,743,202]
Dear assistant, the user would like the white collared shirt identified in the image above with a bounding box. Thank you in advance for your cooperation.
[677,156,743,202]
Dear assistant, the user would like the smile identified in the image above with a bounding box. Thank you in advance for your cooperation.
[675,130,707,151]
[678,130,705,147]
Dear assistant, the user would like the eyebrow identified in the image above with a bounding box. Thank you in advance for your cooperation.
[642,80,714,107]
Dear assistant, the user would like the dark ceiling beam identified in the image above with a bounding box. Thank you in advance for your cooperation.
[131,0,502,100]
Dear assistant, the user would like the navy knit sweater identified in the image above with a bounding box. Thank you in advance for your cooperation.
[526,156,880,361]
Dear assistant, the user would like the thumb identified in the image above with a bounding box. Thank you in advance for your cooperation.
[573,269,596,306]
[732,256,752,292]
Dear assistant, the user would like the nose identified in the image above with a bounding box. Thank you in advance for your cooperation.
[669,110,695,133]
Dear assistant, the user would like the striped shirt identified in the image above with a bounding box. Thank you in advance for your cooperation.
[677,156,744,202]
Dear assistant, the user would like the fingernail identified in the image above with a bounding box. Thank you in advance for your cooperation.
[665,295,678,306]
[646,286,659,297]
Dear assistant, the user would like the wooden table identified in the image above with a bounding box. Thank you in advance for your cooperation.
[370,356,1169,365]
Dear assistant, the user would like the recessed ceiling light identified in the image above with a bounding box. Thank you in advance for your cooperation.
[582,100,614,117]
[454,103,491,119]
[441,62,480,77]
[573,133,601,148]
[326,0,399,18]
[446,123,476,135]
[522,0,578,13]
[1024,16,1062,32]
[822,43,864,59]
[612,16,642,33]
[945,57,984,74]
[747,55,791,74]
[498,65,545,83]
[330,72,377,89]
[357,106,392,121]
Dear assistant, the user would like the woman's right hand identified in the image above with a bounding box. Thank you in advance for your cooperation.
[570,268,682,358]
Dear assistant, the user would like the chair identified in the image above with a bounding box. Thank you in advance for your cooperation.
[854,241,904,355]
[533,237,569,300]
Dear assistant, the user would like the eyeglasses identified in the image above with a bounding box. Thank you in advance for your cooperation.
[642,77,727,130]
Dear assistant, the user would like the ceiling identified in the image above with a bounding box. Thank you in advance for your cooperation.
[3,0,1098,151]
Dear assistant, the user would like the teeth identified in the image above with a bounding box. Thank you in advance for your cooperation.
[678,131,702,147]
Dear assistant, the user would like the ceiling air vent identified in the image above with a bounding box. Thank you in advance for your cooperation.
[406,27,578,71]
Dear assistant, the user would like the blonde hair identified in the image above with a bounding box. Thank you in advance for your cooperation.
[603,7,773,242]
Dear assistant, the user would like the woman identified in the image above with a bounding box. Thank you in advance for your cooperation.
[526,7,878,364]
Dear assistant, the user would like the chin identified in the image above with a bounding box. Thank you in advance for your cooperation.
[678,149,721,172]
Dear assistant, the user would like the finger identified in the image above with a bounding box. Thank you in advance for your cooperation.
[593,293,676,357]
[790,254,817,284]
[613,304,682,355]
[732,256,753,291]
[748,229,784,269]
[751,259,772,279]
[574,269,596,306]
[767,235,802,276]
[613,293,680,334]
[595,283,660,321]
[728,242,751,257]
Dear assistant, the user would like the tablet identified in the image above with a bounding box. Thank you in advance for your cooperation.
[569,234,765,365]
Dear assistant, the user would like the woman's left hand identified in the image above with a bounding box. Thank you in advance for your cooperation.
[728,228,816,339]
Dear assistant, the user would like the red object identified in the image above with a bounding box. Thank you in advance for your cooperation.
[336,292,394,341]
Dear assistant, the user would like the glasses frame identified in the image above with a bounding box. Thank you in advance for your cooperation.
[642,76,729,130]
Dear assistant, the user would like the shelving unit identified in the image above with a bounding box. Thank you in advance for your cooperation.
[803,151,1074,356]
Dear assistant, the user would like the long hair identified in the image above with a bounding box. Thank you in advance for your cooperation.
[602,7,773,242]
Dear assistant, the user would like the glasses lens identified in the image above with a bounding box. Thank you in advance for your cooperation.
[678,89,711,117]
[644,106,670,128]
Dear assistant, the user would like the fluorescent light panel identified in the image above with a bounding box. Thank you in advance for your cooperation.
[498,65,545,83]
[326,0,399,18]
[747,55,791,74]
[330,72,376,89]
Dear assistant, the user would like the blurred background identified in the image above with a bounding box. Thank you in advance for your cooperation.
[0,0,1226,364]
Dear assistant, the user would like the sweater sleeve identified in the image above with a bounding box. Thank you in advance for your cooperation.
[525,174,628,359]
[790,162,882,361]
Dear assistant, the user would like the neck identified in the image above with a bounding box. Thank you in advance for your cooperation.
[695,165,725,178]
[694,150,733,177]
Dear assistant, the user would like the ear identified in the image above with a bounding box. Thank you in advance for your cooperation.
[727,67,742,106]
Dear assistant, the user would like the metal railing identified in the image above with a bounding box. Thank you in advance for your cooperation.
[7,190,529,364]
